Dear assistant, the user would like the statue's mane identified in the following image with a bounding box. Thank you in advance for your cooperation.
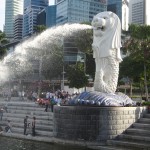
[92,11,122,62]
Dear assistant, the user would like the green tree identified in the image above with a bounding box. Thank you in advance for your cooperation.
[74,22,95,80]
[119,55,144,97]
[34,25,47,33]
[42,45,63,80]
[0,30,9,59]
[67,62,88,89]
[122,24,150,100]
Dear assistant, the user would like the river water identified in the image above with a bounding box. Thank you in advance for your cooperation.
[0,136,91,150]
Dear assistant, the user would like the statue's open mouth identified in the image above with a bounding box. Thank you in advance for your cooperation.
[97,26,104,30]
[96,26,105,31]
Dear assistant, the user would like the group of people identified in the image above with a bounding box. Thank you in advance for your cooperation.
[0,106,36,136]
[24,116,36,136]
[41,90,80,112]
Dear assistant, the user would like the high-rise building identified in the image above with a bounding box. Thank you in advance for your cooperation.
[56,0,107,64]
[22,0,49,38]
[14,15,23,40]
[4,0,23,39]
[56,0,107,25]
[107,0,129,31]
[129,0,150,25]
[37,5,56,28]
[55,0,62,4]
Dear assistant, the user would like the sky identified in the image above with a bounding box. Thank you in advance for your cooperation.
[0,0,55,31]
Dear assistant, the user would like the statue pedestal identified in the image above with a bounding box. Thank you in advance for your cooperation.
[53,106,147,145]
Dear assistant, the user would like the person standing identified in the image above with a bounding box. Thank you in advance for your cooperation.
[32,117,36,136]
[4,103,8,113]
[0,107,4,121]
[24,116,28,135]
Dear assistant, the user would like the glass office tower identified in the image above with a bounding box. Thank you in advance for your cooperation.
[37,5,56,28]
[107,0,129,31]
[56,0,107,64]
[129,0,150,25]
[56,0,107,25]
[107,0,122,22]
[14,15,23,40]
[4,0,23,39]
[23,0,48,38]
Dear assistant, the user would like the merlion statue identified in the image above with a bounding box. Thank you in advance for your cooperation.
[72,11,135,106]
[92,11,122,93]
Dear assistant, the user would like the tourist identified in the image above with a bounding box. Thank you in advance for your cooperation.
[56,95,62,106]
[24,116,28,135]
[5,120,12,133]
[46,91,50,100]
[32,117,36,136]
[4,103,8,113]
[50,96,56,112]
[0,107,4,121]
[45,99,49,112]
[32,91,37,102]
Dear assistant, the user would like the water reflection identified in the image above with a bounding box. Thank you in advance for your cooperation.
[0,136,91,150]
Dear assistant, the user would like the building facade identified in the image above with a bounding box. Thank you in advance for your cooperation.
[4,0,23,39]
[107,0,129,31]
[22,0,49,38]
[129,0,150,25]
[37,5,56,28]
[56,0,107,25]
[55,0,107,64]
[14,15,23,40]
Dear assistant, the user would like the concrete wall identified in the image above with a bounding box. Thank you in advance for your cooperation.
[53,106,147,144]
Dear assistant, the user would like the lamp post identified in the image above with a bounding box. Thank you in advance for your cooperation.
[38,57,42,97]
[61,65,65,90]
[79,52,87,91]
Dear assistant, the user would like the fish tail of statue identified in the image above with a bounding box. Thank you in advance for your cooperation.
[94,53,119,93]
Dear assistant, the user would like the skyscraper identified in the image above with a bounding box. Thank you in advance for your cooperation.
[129,0,150,25]
[22,0,49,38]
[56,0,107,64]
[14,15,23,40]
[37,5,56,28]
[107,0,129,31]
[4,0,23,39]
[56,0,107,25]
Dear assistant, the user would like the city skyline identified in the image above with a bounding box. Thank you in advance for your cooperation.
[0,0,55,31]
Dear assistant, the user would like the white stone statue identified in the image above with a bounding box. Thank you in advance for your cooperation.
[92,11,122,93]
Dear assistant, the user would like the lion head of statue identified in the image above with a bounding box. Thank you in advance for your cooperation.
[91,11,122,62]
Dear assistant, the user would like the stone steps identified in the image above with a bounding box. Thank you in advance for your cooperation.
[138,118,150,123]
[143,114,150,118]
[6,109,52,116]
[11,127,53,137]
[0,102,39,107]
[3,112,53,120]
[7,105,46,111]
[107,140,150,150]
[89,110,150,150]
[0,101,53,140]
[132,122,150,129]
[2,116,52,125]
[118,134,150,144]
[0,121,53,132]
[88,145,131,150]
[125,128,150,136]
